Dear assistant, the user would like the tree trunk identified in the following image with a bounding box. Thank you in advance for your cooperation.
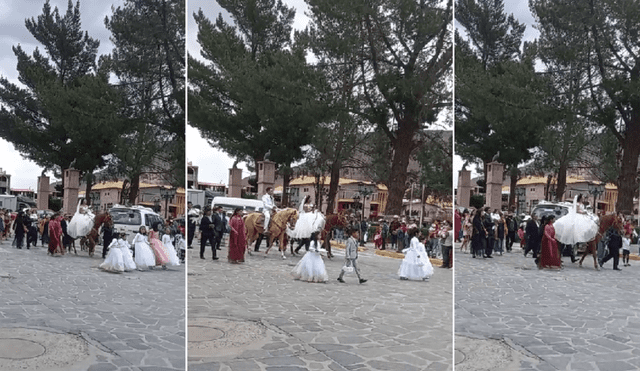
[281,170,291,208]
[85,173,94,210]
[385,127,418,215]
[325,161,341,214]
[508,167,518,212]
[615,112,640,212]
[556,162,568,202]
[128,174,140,206]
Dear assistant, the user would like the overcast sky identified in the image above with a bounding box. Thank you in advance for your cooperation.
[453,0,539,187]
[0,0,124,190]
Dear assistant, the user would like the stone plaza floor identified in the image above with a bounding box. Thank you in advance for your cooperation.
[0,237,185,371]
[455,242,640,371]
[187,239,453,371]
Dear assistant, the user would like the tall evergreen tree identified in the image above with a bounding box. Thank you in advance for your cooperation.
[304,0,453,214]
[0,0,126,199]
[531,0,640,211]
[105,0,186,202]
[188,1,324,186]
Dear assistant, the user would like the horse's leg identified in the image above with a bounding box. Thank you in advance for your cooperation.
[264,233,273,255]
[280,236,286,260]
[592,241,600,270]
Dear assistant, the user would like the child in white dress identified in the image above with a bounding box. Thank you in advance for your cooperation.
[162,233,181,266]
[132,226,156,270]
[291,232,329,283]
[99,230,136,272]
[398,228,434,281]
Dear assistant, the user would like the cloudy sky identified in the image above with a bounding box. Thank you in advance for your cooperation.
[453,0,539,187]
[0,0,124,190]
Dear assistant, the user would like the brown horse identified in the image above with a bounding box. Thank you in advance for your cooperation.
[321,210,350,259]
[244,208,298,259]
[79,212,113,257]
[578,213,624,270]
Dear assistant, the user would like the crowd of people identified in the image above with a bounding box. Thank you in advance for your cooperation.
[187,193,443,283]
[456,196,638,271]
[1,199,185,273]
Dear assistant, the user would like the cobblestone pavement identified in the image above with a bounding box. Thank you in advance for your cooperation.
[188,239,453,371]
[0,238,185,371]
[455,242,640,371]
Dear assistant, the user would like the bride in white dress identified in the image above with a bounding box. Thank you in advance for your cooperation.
[132,226,156,270]
[99,230,136,272]
[288,196,326,240]
[67,198,95,238]
[291,232,329,283]
[554,194,599,245]
[398,228,434,281]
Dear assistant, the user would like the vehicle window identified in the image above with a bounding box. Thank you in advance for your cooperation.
[111,209,142,225]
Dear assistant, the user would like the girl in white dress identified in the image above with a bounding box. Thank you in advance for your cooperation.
[291,232,329,283]
[398,228,434,281]
[67,198,95,238]
[288,196,326,253]
[99,230,136,272]
[161,232,181,266]
[554,194,599,245]
[132,226,156,270]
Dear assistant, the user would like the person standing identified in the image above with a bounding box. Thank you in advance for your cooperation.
[398,227,434,280]
[228,207,247,264]
[483,208,494,258]
[13,211,26,249]
[471,208,485,258]
[212,206,226,251]
[538,215,561,269]
[199,206,218,260]
[187,201,197,249]
[337,228,367,284]
[102,213,114,259]
[380,219,389,250]
[390,216,400,250]
[600,228,623,270]
[505,213,517,252]
[48,213,64,255]
[524,214,541,258]
[441,221,453,268]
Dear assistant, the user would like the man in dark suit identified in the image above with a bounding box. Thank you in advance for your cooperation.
[482,207,494,258]
[212,206,226,251]
[524,214,540,258]
[199,206,219,260]
[187,201,196,249]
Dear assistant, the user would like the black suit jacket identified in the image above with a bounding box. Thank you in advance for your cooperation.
[200,215,215,237]
[525,219,540,247]
[212,213,224,234]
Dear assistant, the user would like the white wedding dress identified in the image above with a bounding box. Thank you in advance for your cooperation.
[398,237,434,280]
[554,196,599,245]
[132,232,156,268]
[291,241,329,283]
[100,238,136,272]
[67,199,95,238]
[162,234,181,266]
[288,209,325,239]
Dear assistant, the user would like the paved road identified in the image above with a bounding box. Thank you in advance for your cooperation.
[455,242,640,371]
[188,238,453,371]
[0,238,185,371]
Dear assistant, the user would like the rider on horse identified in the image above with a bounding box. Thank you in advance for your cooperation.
[262,187,276,234]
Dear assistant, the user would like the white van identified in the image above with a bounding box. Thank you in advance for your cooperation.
[211,196,264,214]
[109,204,164,244]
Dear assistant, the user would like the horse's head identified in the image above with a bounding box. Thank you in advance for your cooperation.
[337,210,349,226]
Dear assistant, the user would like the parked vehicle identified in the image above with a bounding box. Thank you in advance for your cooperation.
[109,204,164,244]
[211,196,264,214]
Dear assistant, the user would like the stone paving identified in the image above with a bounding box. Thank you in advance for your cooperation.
[455,242,640,371]
[0,238,185,371]
[188,239,453,371]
